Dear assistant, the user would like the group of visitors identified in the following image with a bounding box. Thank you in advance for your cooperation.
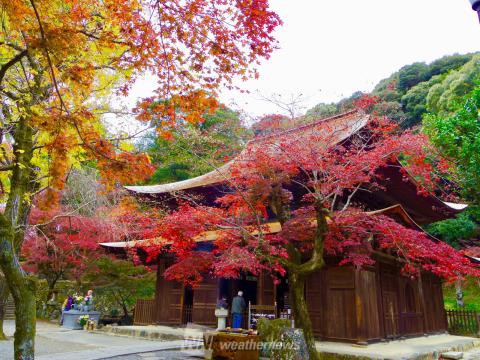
[217,290,247,329]
[60,289,94,324]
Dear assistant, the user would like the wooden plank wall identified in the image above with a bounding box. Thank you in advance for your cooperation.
[355,269,382,342]
[192,278,218,326]
[325,267,357,341]
[155,258,183,325]
[150,256,447,340]
[422,274,447,333]
[306,270,326,338]
[307,267,381,342]
[257,272,276,305]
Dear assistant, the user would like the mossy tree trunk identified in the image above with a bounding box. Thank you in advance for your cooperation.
[0,273,9,340]
[271,190,328,360]
[288,271,319,360]
[0,118,38,359]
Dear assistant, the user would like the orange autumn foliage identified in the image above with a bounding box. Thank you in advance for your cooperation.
[0,0,280,196]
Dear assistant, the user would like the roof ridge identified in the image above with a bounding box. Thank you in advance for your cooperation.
[249,109,359,144]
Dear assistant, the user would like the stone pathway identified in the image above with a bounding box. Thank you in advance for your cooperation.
[459,347,480,359]
[0,321,201,360]
[316,334,480,359]
[107,349,204,360]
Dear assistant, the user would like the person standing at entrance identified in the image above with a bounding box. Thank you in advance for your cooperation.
[231,291,246,328]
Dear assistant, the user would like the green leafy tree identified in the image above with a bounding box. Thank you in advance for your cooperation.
[426,211,479,248]
[401,75,444,127]
[371,53,476,127]
[425,53,472,79]
[141,106,251,183]
[303,54,477,129]
[426,56,480,114]
[85,257,156,319]
[304,102,338,119]
[397,62,430,92]
[424,86,480,205]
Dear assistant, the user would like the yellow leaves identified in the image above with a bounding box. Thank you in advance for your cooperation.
[22,192,32,204]
[0,0,280,210]
[118,140,134,152]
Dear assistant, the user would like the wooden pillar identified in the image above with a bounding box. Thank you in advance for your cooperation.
[354,269,368,345]
[257,272,276,305]
[154,257,166,323]
[417,273,428,335]
[355,268,382,344]
[375,262,387,340]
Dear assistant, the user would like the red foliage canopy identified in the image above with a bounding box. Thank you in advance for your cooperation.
[22,208,116,284]
[137,104,479,285]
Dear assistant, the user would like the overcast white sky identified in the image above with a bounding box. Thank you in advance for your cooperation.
[124,0,480,123]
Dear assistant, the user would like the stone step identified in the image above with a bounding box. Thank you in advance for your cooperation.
[442,352,464,359]
[94,324,209,342]
[4,297,14,320]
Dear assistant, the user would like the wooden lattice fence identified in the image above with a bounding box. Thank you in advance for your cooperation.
[446,309,480,336]
[133,299,156,325]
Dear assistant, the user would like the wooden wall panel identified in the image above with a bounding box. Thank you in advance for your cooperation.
[432,279,447,331]
[379,264,400,338]
[326,267,357,341]
[355,270,382,342]
[155,258,183,325]
[398,278,423,336]
[306,270,326,338]
[192,278,218,326]
[421,275,447,333]
[168,281,184,324]
[257,272,276,305]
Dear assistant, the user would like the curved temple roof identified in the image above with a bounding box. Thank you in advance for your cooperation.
[124,109,466,221]
[125,110,367,194]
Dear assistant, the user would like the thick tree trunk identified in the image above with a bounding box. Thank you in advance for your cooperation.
[0,222,36,359]
[46,279,58,304]
[0,316,5,341]
[0,299,6,340]
[11,282,36,360]
[455,278,464,308]
[0,278,8,340]
[271,191,327,360]
[0,117,37,359]
[288,270,319,360]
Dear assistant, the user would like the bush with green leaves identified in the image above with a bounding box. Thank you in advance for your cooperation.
[84,257,155,318]
[426,211,479,248]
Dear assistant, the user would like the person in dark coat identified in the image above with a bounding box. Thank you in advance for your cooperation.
[60,296,73,325]
[231,291,246,328]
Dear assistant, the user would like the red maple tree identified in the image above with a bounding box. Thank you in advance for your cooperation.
[22,208,116,301]
[138,100,479,359]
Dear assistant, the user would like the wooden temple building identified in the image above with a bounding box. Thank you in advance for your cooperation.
[101,110,467,344]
